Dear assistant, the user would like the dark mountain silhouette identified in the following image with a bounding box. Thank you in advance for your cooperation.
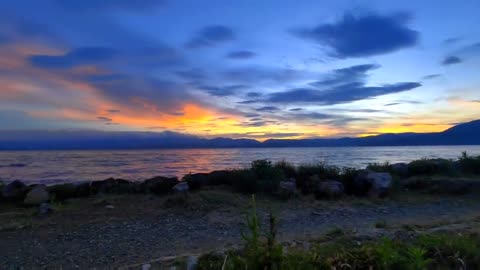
[0,120,479,150]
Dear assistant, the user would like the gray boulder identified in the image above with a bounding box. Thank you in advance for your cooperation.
[38,202,54,216]
[390,163,408,176]
[185,173,209,190]
[24,185,50,205]
[207,170,231,185]
[354,171,392,197]
[47,183,77,200]
[172,181,190,193]
[91,178,133,194]
[279,180,297,197]
[2,180,28,202]
[315,180,344,199]
[142,176,178,194]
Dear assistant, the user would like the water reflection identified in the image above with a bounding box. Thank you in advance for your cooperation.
[0,146,479,184]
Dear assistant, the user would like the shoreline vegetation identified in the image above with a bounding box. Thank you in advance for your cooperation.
[2,152,480,203]
[1,152,480,269]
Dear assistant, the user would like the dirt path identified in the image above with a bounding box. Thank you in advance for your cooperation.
[1,190,479,269]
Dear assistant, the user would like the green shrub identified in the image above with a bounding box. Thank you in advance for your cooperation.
[408,158,453,176]
[227,195,284,269]
[417,233,480,269]
[197,252,225,270]
[274,160,297,178]
[296,163,341,194]
[214,195,480,269]
[230,169,258,193]
[375,220,387,228]
[229,160,285,194]
[367,162,390,172]
[340,167,360,195]
[459,151,480,174]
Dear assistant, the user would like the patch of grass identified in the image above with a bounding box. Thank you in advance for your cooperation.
[325,226,345,238]
[197,189,244,208]
[197,253,225,270]
[375,220,387,229]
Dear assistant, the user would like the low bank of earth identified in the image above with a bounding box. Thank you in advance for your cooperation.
[1,179,480,269]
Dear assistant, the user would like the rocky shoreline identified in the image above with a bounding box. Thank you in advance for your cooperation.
[2,155,480,210]
[1,155,480,268]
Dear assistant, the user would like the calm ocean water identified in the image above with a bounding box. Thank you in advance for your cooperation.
[1,146,480,184]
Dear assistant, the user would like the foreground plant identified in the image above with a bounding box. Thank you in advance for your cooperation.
[198,197,480,269]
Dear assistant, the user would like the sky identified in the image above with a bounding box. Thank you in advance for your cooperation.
[1,0,479,140]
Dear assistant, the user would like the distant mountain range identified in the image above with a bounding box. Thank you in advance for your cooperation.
[0,120,479,150]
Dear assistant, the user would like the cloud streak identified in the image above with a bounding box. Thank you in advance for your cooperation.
[186,25,235,48]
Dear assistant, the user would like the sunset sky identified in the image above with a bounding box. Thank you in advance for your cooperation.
[1,0,479,140]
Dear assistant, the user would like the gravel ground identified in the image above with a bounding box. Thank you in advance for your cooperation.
[1,191,479,269]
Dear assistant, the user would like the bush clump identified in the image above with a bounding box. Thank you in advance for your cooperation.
[459,151,480,174]
[274,160,297,179]
[407,158,453,176]
[367,162,390,172]
[296,163,341,194]
[230,160,285,194]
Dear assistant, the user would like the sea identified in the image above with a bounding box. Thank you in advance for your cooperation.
[1,145,480,184]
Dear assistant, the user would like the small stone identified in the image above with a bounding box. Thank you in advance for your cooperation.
[105,205,115,209]
[38,203,54,216]
[141,264,151,270]
[172,182,189,193]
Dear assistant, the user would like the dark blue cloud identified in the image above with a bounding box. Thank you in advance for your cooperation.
[86,74,195,112]
[261,63,421,105]
[29,47,117,68]
[198,84,246,97]
[443,37,462,45]
[422,74,441,80]
[255,106,281,112]
[54,0,165,12]
[29,45,182,69]
[246,92,262,98]
[294,12,419,58]
[244,113,261,118]
[385,100,422,106]
[309,64,379,87]
[328,108,384,113]
[223,67,308,85]
[175,69,207,81]
[267,82,421,105]
[237,100,258,104]
[226,50,256,59]
[442,56,462,65]
[186,25,235,48]
[283,111,370,127]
